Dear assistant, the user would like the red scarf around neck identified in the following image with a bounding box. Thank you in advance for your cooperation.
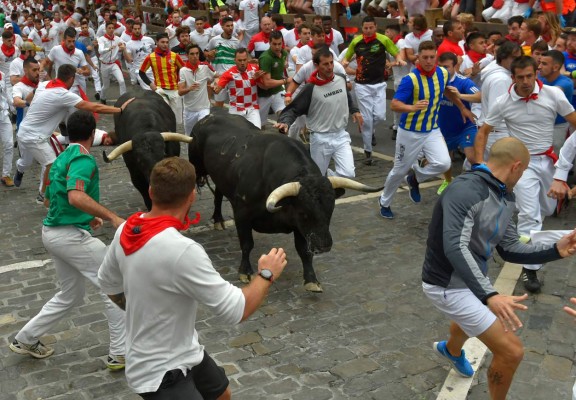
[46,78,68,89]
[104,33,115,41]
[417,64,436,78]
[155,47,170,57]
[510,79,543,102]
[363,34,376,43]
[325,29,333,45]
[120,212,199,255]
[132,34,143,40]
[392,34,403,44]
[20,75,37,88]
[413,30,426,39]
[467,49,485,64]
[78,31,90,37]
[61,42,75,55]
[185,60,199,72]
[308,70,334,86]
[1,44,15,57]
[19,53,26,60]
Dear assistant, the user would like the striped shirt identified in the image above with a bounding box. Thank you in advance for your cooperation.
[140,51,184,90]
[394,66,449,133]
[206,34,240,74]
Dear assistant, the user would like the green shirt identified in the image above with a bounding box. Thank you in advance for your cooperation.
[258,48,288,97]
[43,144,99,232]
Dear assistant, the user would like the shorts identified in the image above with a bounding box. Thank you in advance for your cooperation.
[213,89,229,103]
[422,282,497,338]
[139,351,229,400]
[443,125,477,152]
[18,139,58,168]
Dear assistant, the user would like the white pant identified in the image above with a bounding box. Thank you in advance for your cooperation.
[183,109,210,135]
[90,55,102,93]
[379,128,450,207]
[137,70,154,91]
[258,92,285,126]
[313,0,330,15]
[156,88,183,126]
[16,139,57,170]
[100,62,126,101]
[0,119,13,176]
[310,130,355,178]
[355,82,387,153]
[514,155,556,271]
[229,107,261,129]
[553,123,569,154]
[482,0,513,23]
[16,225,126,355]
[126,61,137,84]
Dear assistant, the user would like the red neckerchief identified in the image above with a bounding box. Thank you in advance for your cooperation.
[297,41,305,48]
[392,34,402,44]
[104,33,115,41]
[131,33,142,40]
[505,34,521,44]
[19,53,26,60]
[155,47,170,57]
[467,49,485,64]
[185,60,199,72]
[53,17,61,22]
[20,75,37,88]
[417,64,436,78]
[125,29,132,36]
[171,22,180,28]
[120,212,199,255]
[61,42,75,55]
[178,43,186,49]
[542,32,552,43]
[413,30,426,39]
[325,29,333,46]
[308,70,334,86]
[182,14,190,21]
[63,15,70,22]
[566,51,576,61]
[78,31,90,37]
[1,44,15,57]
[294,29,299,40]
[307,40,315,48]
[363,34,376,43]
[46,78,68,89]
[114,23,121,29]
[509,79,543,102]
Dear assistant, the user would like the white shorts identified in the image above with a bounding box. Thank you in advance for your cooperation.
[422,282,497,338]
[17,139,58,168]
[229,107,261,129]
[258,92,285,125]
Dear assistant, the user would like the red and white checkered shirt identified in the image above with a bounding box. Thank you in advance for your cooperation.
[218,64,260,111]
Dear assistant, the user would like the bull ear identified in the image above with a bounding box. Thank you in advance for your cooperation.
[334,188,345,199]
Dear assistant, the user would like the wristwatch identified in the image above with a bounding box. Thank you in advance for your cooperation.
[258,269,274,283]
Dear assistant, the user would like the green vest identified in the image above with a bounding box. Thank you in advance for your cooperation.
[270,0,287,14]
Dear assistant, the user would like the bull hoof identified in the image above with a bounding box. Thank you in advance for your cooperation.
[304,282,323,293]
[213,221,225,230]
[238,273,252,284]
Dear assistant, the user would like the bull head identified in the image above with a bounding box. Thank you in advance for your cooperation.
[265,177,382,212]
[102,132,193,162]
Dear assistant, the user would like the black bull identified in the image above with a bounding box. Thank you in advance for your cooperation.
[189,114,382,292]
[102,91,192,210]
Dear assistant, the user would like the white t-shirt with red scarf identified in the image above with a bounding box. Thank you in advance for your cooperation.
[0,44,20,84]
[48,44,88,89]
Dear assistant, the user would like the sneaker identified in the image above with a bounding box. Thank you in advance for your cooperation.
[13,170,23,187]
[379,205,394,219]
[35,193,45,205]
[371,134,377,146]
[107,354,125,371]
[391,129,397,141]
[521,268,541,293]
[405,171,421,203]
[100,99,107,105]
[364,151,375,166]
[433,341,474,378]
[95,92,100,101]
[1,175,14,187]
[437,180,451,195]
[9,339,54,359]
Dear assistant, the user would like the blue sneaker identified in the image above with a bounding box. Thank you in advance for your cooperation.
[433,341,474,378]
[405,171,421,203]
[14,170,23,187]
[378,199,393,219]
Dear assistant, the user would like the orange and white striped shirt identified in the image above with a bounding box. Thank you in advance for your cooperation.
[140,51,184,90]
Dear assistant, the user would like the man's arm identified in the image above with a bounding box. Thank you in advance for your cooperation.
[68,190,124,227]
[13,89,34,108]
[471,123,493,164]
[549,129,576,199]
[107,293,126,310]
[405,47,417,64]
[275,83,314,132]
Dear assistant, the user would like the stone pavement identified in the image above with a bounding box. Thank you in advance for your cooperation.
[1,86,576,400]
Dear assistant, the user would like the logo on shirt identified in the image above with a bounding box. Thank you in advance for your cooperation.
[370,44,381,53]
[323,88,342,98]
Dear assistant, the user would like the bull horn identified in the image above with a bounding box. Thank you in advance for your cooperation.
[103,140,133,163]
[160,132,193,143]
[328,176,383,192]
[266,182,302,213]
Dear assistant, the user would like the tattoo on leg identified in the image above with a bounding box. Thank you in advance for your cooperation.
[488,366,504,385]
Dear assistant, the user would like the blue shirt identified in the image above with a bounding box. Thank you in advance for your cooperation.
[540,74,574,125]
[394,66,449,133]
[437,73,478,137]
[75,40,88,54]
[562,51,576,107]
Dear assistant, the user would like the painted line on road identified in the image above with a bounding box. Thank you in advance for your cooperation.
[350,145,395,162]
[0,259,52,275]
[435,262,522,400]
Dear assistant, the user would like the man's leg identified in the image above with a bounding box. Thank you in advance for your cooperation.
[100,63,111,102]
[258,96,272,127]
[91,55,102,95]
[354,83,375,162]
[415,128,451,183]
[112,64,127,96]
[309,132,331,176]
[477,321,524,400]
[244,108,261,129]
[331,131,355,178]
[0,119,13,179]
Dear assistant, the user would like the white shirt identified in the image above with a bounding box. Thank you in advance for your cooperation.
[181,15,196,31]
[293,59,347,86]
[296,45,338,66]
[166,24,182,48]
[206,35,240,74]
[126,36,156,70]
[48,45,88,89]
[98,225,244,394]
[0,77,11,122]
[12,79,34,118]
[97,35,124,64]
[0,46,20,85]
[190,29,212,51]
[326,28,344,56]
[211,21,243,39]
[459,53,494,88]
[9,57,24,79]
[17,80,82,142]
[404,29,433,54]
[485,83,574,154]
[283,28,298,49]
[179,64,215,111]
[239,0,259,33]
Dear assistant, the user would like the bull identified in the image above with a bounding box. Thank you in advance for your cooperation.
[189,114,381,292]
[102,91,192,210]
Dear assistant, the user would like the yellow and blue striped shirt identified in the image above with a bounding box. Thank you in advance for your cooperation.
[395,66,449,133]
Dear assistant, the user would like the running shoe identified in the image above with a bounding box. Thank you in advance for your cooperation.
[9,339,54,359]
[433,341,474,377]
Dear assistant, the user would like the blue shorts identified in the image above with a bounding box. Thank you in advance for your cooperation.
[443,125,478,151]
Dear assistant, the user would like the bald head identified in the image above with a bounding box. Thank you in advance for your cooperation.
[261,16,273,34]
[488,137,530,167]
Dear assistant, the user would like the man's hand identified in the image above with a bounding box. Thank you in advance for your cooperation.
[487,294,528,332]
[111,215,125,229]
[563,297,576,320]
[548,179,570,200]
[352,111,363,132]
[90,217,103,230]
[150,82,157,91]
[274,122,289,134]
[253,70,266,80]
[445,86,461,99]
[556,230,576,257]
[459,107,476,124]
[396,59,407,67]
[412,100,429,112]
[257,247,287,280]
